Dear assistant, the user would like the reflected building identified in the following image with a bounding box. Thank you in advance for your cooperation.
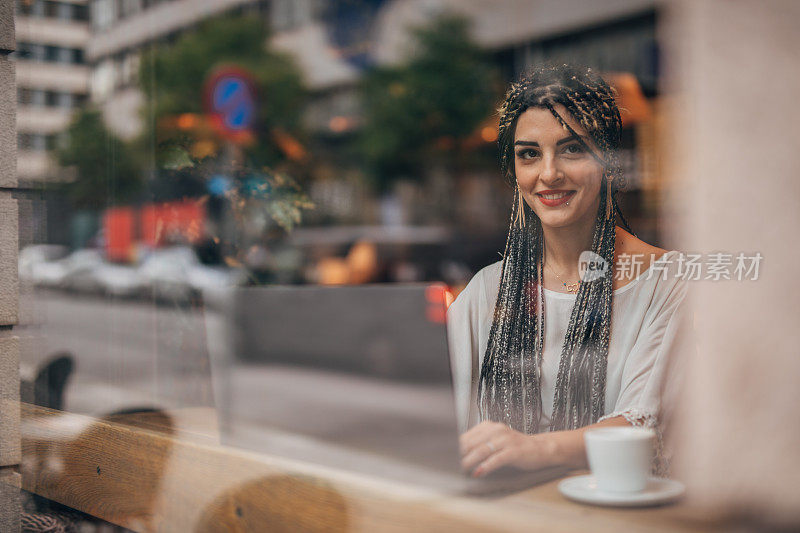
[87,0,273,139]
[14,0,90,185]
[82,0,664,260]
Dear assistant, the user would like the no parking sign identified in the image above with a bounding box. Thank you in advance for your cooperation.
[203,65,258,142]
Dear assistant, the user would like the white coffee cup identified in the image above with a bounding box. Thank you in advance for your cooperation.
[584,426,655,492]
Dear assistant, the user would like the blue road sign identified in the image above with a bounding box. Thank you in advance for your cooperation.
[208,70,256,133]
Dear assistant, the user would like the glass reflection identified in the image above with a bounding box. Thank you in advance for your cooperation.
[16,0,670,529]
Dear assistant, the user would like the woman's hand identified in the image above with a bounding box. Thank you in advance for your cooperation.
[459,421,561,478]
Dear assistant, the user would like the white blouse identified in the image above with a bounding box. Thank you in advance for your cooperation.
[447,250,689,434]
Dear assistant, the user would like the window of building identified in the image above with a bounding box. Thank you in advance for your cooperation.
[18,88,84,109]
[17,88,31,105]
[17,0,86,21]
[56,46,74,63]
[56,91,75,109]
[30,89,47,107]
[17,133,32,150]
[56,1,73,20]
[120,0,143,18]
[30,43,47,61]
[33,133,49,151]
[31,0,46,17]
[92,0,117,31]
[17,133,52,152]
[74,3,88,21]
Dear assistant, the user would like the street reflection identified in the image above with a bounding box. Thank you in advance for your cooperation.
[14,0,674,529]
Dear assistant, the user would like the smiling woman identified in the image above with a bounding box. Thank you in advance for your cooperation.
[447,64,688,479]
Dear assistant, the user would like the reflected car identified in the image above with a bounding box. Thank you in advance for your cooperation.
[139,246,198,302]
[59,249,105,294]
[140,246,245,302]
[19,245,68,288]
[94,262,146,298]
[187,263,247,296]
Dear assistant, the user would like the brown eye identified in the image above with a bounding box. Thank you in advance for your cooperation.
[563,143,585,155]
[516,149,539,160]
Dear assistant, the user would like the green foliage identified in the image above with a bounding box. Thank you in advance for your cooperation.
[228,171,315,233]
[359,14,498,190]
[55,109,142,209]
[139,14,306,168]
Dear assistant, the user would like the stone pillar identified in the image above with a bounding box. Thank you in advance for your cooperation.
[663,0,800,528]
[0,1,19,531]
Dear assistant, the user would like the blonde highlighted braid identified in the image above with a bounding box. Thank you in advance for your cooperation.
[479,64,632,434]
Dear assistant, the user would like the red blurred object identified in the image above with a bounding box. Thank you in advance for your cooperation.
[426,305,448,324]
[425,283,448,304]
[104,207,136,262]
[425,283,452,324]
[140,200,206,248]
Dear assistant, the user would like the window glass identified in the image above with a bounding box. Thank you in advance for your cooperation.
[14,4,695,530]
[56,1,74,21]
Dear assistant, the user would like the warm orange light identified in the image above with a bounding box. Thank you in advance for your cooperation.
[177,113,199,130]
[346,240,378,284]
[318,257,350,285]
[605,72,652,126]
[425,283,449,304]
[191,140,217,159]
[481,126,498,143]
[444,288,455,308]
[272,129,307,161]
[425,284,451,323]
[329,116,350,133]
[224,256,243,268]
[426,306,447,324]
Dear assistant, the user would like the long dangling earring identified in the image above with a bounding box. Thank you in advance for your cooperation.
[605,174,614,221]
[516,184,527,228]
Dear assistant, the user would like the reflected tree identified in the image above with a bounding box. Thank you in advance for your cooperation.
[359,14,499,192]
[138,14,307,171]
[54,109,143,210]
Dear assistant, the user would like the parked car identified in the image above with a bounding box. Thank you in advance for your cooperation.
[19,245,68,288]
[139,246,198,302]
[94,262,146,298]
[140,246,245,302]
[59,249,106,294]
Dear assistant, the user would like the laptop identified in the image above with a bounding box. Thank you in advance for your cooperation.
[208,284,569,495]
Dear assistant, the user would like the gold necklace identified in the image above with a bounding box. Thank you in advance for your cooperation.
[545,261,581,293]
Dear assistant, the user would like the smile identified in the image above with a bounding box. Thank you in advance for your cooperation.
[536,190,576,207]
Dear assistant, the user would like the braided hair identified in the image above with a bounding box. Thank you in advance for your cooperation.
[478,64,629,433]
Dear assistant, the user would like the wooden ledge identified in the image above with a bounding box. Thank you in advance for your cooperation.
[20,403,731,532]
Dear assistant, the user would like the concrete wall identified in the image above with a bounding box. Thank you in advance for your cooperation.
[0,2,20,531]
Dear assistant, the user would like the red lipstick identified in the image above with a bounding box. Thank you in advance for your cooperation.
[536,189,576,207]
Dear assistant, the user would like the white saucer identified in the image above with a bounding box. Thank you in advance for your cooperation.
[558,475,685,507]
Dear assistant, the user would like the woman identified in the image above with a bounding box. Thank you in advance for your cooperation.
[448,64,688,478]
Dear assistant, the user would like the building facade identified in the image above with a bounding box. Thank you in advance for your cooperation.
[87,0,271,139]
[14,0,90,185]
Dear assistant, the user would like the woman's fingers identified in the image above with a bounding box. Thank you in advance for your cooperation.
[460,426,552,477]
[473,448,516,478]
[459,421,506,456]
[460,440,496,472]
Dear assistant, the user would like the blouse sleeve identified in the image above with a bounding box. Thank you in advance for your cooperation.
[601,274,689,423]
[447,269,488,433]
[599,266,692,475]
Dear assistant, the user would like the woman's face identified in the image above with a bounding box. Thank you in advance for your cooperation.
[513,105,604,230]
